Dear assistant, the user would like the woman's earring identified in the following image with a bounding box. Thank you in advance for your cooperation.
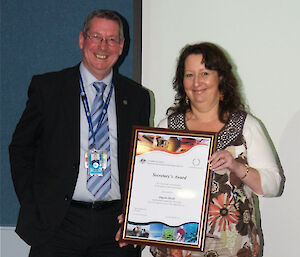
[185,96,190,105]
[219,93,224,101]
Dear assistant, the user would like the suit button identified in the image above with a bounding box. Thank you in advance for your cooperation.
[64,196,69,201]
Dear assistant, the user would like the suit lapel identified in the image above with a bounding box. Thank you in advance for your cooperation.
[62,65,81,161]
[114,74,130,139]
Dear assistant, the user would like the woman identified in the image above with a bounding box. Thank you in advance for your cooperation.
[150,42,282,257]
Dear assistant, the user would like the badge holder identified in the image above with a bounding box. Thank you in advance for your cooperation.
[85,149,108,176]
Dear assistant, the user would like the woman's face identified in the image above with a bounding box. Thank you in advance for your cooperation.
[183,54,221,112]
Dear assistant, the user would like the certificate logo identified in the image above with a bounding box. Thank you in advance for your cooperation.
[140,158,146,164]
[192,158,200,166]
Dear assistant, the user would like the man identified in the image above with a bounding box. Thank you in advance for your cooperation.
[9,9,150,257]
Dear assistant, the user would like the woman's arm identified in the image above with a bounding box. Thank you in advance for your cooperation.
[209,114,282,197]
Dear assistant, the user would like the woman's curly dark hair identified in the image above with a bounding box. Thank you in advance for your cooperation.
[168,42,245,122]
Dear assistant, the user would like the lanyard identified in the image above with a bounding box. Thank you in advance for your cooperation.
[79,72,113,149]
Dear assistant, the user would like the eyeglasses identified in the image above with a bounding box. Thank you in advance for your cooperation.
[85,34,120,47]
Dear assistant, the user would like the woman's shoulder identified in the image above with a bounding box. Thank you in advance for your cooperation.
[157,117,168,128]
[158,112,186,129]
[242,112,272,148]
[243,112,264,131]
[227,110,264,134]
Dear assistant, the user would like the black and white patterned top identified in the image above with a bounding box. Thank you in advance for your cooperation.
[168,110,247,150]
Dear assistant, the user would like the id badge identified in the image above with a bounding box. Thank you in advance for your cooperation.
[86,149,108,176]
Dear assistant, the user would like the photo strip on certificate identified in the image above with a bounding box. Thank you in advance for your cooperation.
[121,127,217,251]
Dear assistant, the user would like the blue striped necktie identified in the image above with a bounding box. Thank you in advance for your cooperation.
[87,82,111,199]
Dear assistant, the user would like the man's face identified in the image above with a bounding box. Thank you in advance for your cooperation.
[79,17,124,80]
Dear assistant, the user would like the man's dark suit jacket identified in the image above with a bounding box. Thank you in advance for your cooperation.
[9,64,150,246]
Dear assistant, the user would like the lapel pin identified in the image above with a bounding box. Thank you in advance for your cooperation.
[123,99,128,105]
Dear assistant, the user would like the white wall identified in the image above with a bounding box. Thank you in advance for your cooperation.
[141,0,300,256]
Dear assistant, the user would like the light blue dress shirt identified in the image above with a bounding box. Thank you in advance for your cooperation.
[72,63,121,201]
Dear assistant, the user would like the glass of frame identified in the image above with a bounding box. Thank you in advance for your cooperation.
[121,126,217,251]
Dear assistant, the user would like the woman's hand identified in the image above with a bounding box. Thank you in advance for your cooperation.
[209,150,239,173]
[169,249,183,257]
[209,150,263,195]
[168,249,191,257]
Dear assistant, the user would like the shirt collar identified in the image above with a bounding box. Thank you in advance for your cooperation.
[79,62,113,94]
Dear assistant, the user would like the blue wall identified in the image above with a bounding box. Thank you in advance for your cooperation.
[0,0,136,226]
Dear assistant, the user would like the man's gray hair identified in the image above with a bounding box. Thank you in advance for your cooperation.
[82,9,124,40]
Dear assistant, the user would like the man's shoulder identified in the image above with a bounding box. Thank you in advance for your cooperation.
[113,73,140,86]
[32,64,79,81]
[113,73,148,94]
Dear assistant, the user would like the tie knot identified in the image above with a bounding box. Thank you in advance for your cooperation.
[93,82,107,94]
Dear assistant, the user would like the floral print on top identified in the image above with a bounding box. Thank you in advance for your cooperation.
[150,111,260,257]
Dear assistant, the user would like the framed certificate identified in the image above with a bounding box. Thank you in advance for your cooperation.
[121,127,217,251]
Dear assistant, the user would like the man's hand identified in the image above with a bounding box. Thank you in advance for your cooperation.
[115,214,128,247]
